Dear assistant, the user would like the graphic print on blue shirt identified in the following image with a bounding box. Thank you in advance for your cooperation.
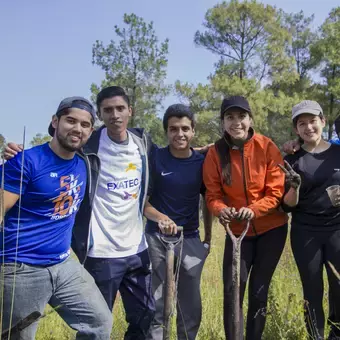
[146,147,205,236]
[0,143,87,265]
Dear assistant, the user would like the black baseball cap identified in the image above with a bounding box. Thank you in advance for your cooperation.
[48,96,96,136]
[220,96,251,119]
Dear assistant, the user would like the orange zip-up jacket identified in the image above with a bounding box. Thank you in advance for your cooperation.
[203,132,288,236]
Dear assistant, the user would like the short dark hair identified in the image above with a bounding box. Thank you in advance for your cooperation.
[163,104,196,131]
[293,113,324,128]
[96,86,130,109]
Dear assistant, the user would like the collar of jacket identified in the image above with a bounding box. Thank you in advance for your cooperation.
[223,127,255,150]
[82,125,146,155]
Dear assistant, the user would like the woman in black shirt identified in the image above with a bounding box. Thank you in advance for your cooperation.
[282,100,340,340]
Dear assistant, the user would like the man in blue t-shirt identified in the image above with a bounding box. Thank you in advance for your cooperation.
[144,104,213,340]
[0,97,112,339]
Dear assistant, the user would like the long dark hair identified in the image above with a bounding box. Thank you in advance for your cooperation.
[215,107,253,186]
[215,133,232,186]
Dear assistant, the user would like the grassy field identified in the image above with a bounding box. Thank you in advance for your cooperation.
[35,223,331,339]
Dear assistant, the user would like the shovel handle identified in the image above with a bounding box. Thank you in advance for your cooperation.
[226,221,250,246]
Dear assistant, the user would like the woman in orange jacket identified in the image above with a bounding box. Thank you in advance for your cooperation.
[203,95,288,340]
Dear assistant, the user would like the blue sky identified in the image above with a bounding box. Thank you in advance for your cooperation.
[0,0,338,144]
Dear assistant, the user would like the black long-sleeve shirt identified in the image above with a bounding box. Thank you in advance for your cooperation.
[284,144,340,230]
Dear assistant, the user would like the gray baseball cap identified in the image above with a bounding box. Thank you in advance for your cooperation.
[48,96,96,136]
[292,100,323,121]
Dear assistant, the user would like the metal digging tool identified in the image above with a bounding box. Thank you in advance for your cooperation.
[1,304,62,340]
[161,226,184,340]
[1,311,41,340]
[225,221,250,340]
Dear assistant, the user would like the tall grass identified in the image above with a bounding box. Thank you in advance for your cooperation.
[35,224,331,339]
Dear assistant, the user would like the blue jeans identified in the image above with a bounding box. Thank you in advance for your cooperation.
[0,256,113,340]
[85,249,155,340]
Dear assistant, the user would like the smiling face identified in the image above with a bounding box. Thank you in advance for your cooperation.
[51,108,93,152]
[295,113,325,144]
[166,117,195,151]
[223,109,252,141]
[98,96,132,139]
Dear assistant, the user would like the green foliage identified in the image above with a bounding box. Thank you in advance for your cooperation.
[143,113,167,147]
[89,3,339,148]
[35,224,334,339]
[194,0,297,84]
[311,7,340,138]
[176,73,300,147]
[179,0,311,146]
[91,13,170,136]
[175,2,339,147]
[282,11,318,80]
[5,5,340,340]
[30,133,51,147]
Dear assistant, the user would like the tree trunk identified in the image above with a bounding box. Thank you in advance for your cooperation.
[328,120,333,141]
[239,16,245,81]
[328,65,336,140]
[130,84,137,127]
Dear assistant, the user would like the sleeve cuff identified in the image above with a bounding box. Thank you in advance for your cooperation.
[212,203,228,217]
[247,204,260,218]
[3,184,21,195]
[281,202,295,213]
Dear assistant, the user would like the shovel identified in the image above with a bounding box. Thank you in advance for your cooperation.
[225,221,250,340]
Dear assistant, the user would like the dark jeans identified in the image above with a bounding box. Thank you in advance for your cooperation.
[291,226,340,340]
[0,256,112,340]
[223,224,288,340]
[85,249,155,340]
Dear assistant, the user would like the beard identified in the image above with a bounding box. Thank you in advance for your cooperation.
[56,129,85,152]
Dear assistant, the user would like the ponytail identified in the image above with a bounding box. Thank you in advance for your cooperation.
[215,135,232,186]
